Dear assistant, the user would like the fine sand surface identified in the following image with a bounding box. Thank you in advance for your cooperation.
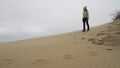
[0,19,120,68]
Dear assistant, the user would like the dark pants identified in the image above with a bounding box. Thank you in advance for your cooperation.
[82,18,90,31]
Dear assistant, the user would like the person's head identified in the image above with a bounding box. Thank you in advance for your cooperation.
[83,6,87,11]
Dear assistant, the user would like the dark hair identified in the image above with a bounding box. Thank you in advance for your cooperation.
[83,7,88,12]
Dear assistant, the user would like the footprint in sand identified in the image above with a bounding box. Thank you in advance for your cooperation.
[107,29,114,31]
[81,37,85,40]
[114,32,120,35]
[93,40,104,45]
[87,46,94,49]
[73,42,79,44]
[63,55,74,60]
[31,59,49,64]
[87,52,99,56]
[107,26,112,29]
[102,35,120,47]
[100,31,106,33]
[116,24,120,25]
[88,38,94,41]
[88,39,104,45]
[106,48,112,51]
[0,59,14,64]
[105,36,113,38]
[97,33,107,36]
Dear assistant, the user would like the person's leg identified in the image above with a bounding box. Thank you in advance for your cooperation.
[82,18,86,32]
[86,18,90,31]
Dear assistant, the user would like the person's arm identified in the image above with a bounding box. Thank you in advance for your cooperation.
[87,11,89,19]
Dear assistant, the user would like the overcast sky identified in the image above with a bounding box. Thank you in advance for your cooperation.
[0,0,120,42]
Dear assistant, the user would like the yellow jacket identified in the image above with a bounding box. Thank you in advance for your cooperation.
[83,11,89,18]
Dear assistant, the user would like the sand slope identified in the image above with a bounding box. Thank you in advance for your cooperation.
[0,20,120,68]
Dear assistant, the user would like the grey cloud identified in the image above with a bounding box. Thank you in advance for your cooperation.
[0,0,120,42]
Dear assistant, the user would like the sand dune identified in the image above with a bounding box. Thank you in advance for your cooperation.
[0,19,120,68]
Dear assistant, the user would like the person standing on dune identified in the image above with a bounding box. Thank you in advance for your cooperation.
[82,6,90,32]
